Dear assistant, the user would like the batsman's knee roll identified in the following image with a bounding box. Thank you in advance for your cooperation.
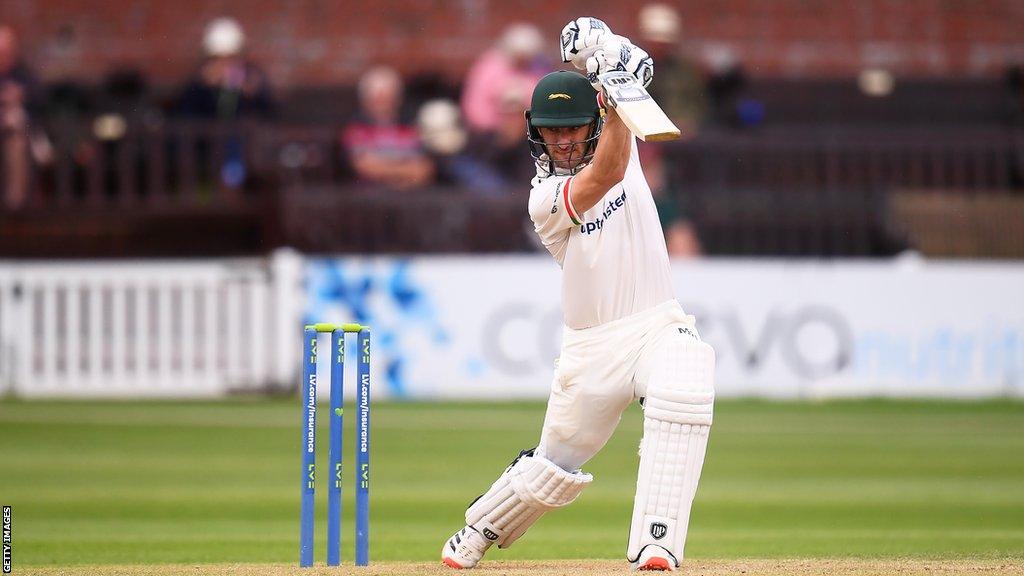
[466,450,593,549]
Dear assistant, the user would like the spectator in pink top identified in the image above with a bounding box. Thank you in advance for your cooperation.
[461,23,549,135]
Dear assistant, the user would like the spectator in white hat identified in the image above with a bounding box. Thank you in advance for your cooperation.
[176,17,274,188]
[178,17,274,121]
[637,3,706,133]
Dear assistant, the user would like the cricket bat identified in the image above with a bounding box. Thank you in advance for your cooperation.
[598,71,681,142]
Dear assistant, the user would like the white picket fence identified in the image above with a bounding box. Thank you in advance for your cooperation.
[0,250,304,397]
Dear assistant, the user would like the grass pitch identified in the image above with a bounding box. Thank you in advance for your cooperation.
[1,399,1022,570]
[14,559,1024,576]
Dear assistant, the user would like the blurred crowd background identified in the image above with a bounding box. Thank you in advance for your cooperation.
[1,0,1023,259]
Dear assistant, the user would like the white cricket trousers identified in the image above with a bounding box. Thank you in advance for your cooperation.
[535,299,698,471]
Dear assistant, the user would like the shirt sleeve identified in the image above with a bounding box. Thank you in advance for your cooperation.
[528,176,580,264]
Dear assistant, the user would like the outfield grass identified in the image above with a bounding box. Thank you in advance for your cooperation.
[0,399,1022,567]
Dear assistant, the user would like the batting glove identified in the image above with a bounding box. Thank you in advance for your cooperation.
[559,17,613,70]
[584,39,655,91]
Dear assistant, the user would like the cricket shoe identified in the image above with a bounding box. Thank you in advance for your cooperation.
[633,545,678,571]
[441,525,494,569]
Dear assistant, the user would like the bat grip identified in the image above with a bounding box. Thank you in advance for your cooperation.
[597,90,616,110]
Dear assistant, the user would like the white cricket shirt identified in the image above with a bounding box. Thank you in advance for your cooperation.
[527,139,674,329]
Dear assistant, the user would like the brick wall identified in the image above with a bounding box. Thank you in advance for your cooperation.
[2,0,1022,88]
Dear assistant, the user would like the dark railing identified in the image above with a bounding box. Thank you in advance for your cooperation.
[0,120,276,257]
[670,127,1023,256]
[1,120,1022,257]
[671,127,1022,193]
[36,120,270,208]
[281,186,530,254]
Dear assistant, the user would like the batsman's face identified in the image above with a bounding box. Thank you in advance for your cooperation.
[538,123,592,169]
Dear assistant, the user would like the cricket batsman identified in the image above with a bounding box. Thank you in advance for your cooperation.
[442,17,714,571]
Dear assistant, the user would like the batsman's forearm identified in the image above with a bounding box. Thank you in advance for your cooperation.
[590,108,631,186]
[571,108,632,214]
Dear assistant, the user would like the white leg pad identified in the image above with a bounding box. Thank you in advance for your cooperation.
[627,339,715,566]
[466,453,593,548]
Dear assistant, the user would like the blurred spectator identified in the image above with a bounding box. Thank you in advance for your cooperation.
[178,17,274,120]
[89,70,164,197]
[0,25,41,210]
[470,86,535,187]
[461,23,549,135]
[97,70,160,128]
[703,45,753,129]
[177,17,274,189]
[639,143,703,258]
[342,66,434,190]
[637,4,706,135]
[418,99,506,192]
[665,220,703,257]
[1008,64,1024,125]
[1006,65,1024,188]
[419,86,534,194]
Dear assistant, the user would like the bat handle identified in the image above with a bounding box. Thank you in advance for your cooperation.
[597,90,616,110]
